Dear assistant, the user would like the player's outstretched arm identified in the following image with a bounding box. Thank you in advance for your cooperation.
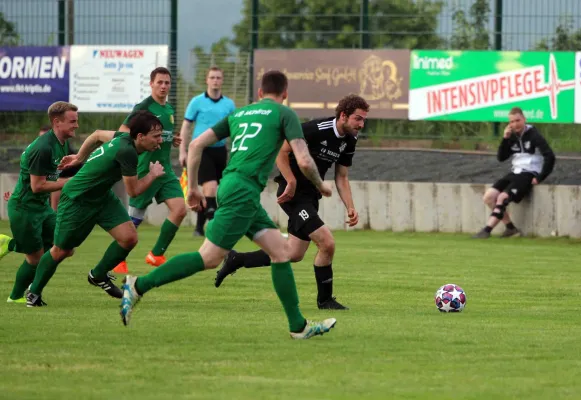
[276,140,297,203]
[122,162,165,197]
[335,164,358,227]
[30,175,69,194]
[187,128,219,190]
[179,120,193,167]
[289,138,332,197]
[75,130,116,163]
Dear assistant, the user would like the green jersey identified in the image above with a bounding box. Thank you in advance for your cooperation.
[62,132,138,203]
[11,130,69,211]
[212,98,304,190]
[124,96,175,178]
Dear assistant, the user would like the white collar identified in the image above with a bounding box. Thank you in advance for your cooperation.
[332,118,344,139]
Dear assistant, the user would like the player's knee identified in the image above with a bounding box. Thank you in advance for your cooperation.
[483,191,497,206]
[288,249,305,263]
[118,234,138,250]
[50,246,73,261]
[316,236,335,258]
[200,252,222,270]
[497,192,511,206]
[173,204,187,222]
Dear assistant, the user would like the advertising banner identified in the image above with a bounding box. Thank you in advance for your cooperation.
[254,49,410,119]
[409,50,576,123]
[575,52,581,124]
[0,46,70,111]
[69,45,168,113]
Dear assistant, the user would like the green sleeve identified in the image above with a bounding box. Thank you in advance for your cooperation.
[212,116,231,140]
[113,131,126,139]
[280,106,304,142]
[115,144,138,177]
[28,145,53,176]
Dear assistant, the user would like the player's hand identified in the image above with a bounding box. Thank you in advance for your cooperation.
[58,154,80,170]
[179,151,187,168]
[346,207,359,227]
[532,177,539,185]
[149,161,165,178]
[277,180,296,204]
[503,125,513,139]
[318,182,333,197]
[187,188,206,212]
[3,191,10,202]
[172,135,182,148]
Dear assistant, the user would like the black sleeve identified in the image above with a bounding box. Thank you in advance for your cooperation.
[532,129,555,182]
[497,137,513,162]
[300,120,319,143]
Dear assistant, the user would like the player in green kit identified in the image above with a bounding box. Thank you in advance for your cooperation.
[113,67,186,274]
[25,111,166,307]
[2,102,78,304]
[119,71,338,339]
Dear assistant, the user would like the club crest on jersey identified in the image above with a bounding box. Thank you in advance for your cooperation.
[524,141,530,150]
[339,142,347,153]
[511,144,520,151]
[170,114,174,124]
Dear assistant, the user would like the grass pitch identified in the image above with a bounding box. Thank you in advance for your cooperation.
[1,221,581,399]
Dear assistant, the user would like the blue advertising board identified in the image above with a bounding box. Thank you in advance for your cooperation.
[0,46,70,111]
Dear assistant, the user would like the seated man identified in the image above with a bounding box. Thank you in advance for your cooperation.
[473,107,555,239]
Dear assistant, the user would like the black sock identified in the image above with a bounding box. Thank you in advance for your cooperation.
[195,211,206,234]
[484,226,493,233]
[243,250,271,268]
[506,222,516,230]
[205,197,217,220]
[314,264,333,303]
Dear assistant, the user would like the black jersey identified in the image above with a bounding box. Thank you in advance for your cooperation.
[275,117,357,199]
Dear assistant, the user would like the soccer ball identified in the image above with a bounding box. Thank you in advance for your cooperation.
[434,284,466,312]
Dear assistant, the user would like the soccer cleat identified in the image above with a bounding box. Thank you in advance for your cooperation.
[215,250,244,288]
[120,275,141,326]
[88,271,123,299]
[7,296,26,304]
[290,318,337,340]
[145,251,166,267]
[472,229,491,239]
[501,227,521,238]
[26,292,47,307]
[113,261,128,274]
[318,297,349,310]
[0,234,12,261]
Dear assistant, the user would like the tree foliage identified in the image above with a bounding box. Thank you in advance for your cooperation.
[0,12,19,45]
[535,16,581,51]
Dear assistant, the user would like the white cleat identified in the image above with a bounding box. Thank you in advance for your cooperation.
[120,275,141,326]
[290,318,337,340]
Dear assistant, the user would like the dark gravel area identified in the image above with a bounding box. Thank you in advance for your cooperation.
[0,146,579,185]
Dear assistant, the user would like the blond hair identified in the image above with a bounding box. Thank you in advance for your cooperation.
[48,101,78,124]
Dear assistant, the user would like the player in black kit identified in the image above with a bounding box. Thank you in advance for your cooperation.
[214,94,370,310]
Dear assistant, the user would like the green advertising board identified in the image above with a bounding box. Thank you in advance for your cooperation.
[409,50,576,123]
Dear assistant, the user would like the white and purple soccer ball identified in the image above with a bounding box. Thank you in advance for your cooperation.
[434,284,466,312]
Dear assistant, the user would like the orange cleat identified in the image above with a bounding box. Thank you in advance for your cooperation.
[145,251,166,267]
[113,261,128,274]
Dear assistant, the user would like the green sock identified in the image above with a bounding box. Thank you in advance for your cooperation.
[9,260,37,300]
[151,219,179,256]
[29,251,61,295]
[136,252,204,295]
[8,239,18,253]
[271,262,306,332]
[91,241,132,280]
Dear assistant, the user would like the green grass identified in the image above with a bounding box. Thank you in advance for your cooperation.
[1,222,581,399]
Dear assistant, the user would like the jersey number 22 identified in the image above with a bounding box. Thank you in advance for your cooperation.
[231,123,262,152]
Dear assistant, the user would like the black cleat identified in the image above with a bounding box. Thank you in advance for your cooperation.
[472,229,491,239]
[318,297,349,310]
[88,271,123,299]
[501,227,521,238]
[26,292,47,307]
[215,251,244,288]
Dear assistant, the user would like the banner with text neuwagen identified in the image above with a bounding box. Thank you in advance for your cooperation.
[69,45,168,113]
[0,46,70,111]
[409,50,576,123]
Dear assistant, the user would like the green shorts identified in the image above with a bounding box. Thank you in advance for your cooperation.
[54,190,131,250]
[129,173,182,209]
[206,174,277,250]
[7,199,55,254]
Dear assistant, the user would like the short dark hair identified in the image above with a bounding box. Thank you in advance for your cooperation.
[126,110,163,139]
[261,70,288,96]
[509,106,524,117]
[150,67,171,82]
[335,94,370,119]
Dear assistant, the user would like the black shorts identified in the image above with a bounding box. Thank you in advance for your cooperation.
[492,172,535,203]
[198,146,227,185]
[277,185,324,241]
